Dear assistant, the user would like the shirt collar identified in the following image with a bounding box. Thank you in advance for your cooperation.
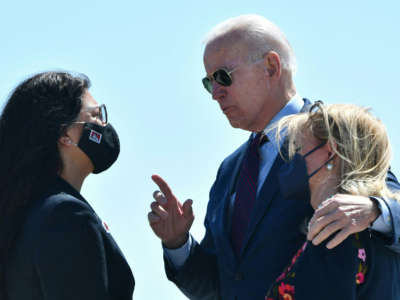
[253,94,303,145]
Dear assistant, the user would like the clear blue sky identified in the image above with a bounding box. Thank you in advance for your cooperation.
[1,1,399,299]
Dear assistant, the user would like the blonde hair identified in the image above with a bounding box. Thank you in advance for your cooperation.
[275,102,398,200]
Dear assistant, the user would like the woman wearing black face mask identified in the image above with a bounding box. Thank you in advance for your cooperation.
[0,72,134,300]
[265,103,400,300]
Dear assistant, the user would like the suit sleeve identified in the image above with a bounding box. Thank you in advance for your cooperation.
[34,200,111,300]
[163,168,222,300]
[164,225,220,300]
[379,169,400,253]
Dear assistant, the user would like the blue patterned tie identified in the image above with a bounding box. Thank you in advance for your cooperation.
[231,132,267,256]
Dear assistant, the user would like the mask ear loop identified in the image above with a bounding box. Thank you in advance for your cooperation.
[303,141,326,158]
[308,153,335,178]
[68,139,79,147]
[302,141,336,178]
[59,122,82,147]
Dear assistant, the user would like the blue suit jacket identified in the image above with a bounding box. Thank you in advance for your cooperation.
[165,99,400,300]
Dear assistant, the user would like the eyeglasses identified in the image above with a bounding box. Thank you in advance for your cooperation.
[202,67,237,94]
[202,58,264,94]
[74,104,108,125]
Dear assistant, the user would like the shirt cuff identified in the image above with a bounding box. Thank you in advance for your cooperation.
[163,235,192,269]
[370,196,392,235]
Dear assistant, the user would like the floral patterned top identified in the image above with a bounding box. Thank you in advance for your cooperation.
[265,232,368,300]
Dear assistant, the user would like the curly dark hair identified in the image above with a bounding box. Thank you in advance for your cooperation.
[0,71,90,297]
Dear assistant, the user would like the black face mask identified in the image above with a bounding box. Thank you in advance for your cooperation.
[77,123,120,174]
[278,142,334,199]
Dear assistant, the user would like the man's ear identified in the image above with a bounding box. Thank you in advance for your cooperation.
[264,51,281,78]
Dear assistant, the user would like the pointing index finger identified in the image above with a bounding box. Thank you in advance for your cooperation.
[151,174,175,201]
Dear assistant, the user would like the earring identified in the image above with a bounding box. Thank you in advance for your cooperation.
[326,162,334,171]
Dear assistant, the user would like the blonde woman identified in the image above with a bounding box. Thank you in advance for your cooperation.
[266,102,400,300]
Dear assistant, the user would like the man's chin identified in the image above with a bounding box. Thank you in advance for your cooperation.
[227,119,247,130]
[227,118,240,128]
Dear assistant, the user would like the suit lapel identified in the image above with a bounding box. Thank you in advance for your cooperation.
[227,135,252,196]
[213,186,237,265]
[213,136,251,264]
[238,98,313,257]
[239,153,285,257]
[224,135,252,231]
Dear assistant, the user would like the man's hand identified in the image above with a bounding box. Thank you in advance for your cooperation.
[148,174,195,249]
[307,194,380,249]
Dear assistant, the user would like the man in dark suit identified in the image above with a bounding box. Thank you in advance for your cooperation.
[148,14,400,299]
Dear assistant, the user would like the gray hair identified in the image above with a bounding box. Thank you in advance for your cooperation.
[204,14,297,75]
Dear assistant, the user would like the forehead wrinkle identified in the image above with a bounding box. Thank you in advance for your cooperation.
[204,34,251,72]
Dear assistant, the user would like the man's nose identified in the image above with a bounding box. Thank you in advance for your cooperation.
[211,82,225,100]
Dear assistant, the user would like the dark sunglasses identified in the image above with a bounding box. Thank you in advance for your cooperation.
[202,68,236,94]
[201,58,264,94]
